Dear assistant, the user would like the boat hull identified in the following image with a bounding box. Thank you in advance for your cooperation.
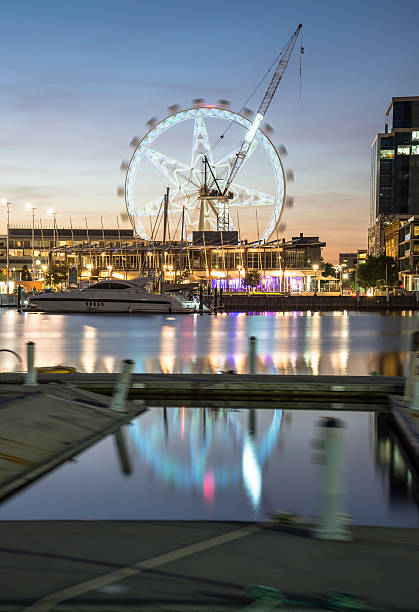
[28,296,190,314]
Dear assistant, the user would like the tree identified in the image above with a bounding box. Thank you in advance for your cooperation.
[21,265,32,281]
[243,269,262,290]
[357,256,399,289]
[323,262,334,277]
[44,262,70,288]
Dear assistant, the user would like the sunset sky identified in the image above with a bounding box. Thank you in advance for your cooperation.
[0,0,418,261]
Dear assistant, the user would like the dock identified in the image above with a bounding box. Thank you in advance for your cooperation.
[0,384,146,502]
[0,373,405,403]
[220,293,419,310]
[389,395,419,471]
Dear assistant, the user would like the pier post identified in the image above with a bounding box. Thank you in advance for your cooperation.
[199,284,204,312]
[110,359,134,412]
[214,287,218,309]
[249,336,257,375]
[404,331,419,409]
[24,341,37,386]
[314,417,350,541]
[17,285,23,310]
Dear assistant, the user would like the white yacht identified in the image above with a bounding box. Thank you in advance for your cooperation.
[27,278,204,314]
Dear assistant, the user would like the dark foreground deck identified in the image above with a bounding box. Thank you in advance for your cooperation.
[0,521,417,611]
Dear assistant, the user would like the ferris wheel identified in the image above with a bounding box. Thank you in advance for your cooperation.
[121,105,286,242]
[118,25,302,243]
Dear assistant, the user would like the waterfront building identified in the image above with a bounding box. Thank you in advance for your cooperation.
[398,216,419,290]
[0,227,327,293]
[339,253,357,270]
[0,227,138,281]
[357,249,367,265]
[369,97,419,256]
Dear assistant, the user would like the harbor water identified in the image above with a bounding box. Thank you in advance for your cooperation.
[0,407,417,526]
[0,309,417,375]
[0,309,418,526]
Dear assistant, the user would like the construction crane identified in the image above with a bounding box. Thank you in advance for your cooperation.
[222,24,302,196]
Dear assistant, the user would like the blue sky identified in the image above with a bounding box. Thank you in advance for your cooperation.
[1,0,418,260]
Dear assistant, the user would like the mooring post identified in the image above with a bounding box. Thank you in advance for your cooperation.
[199,284,204,312]
[24,341,37,386]
[110,359,135,412]
[314,417,350,541]
[214,287,218,309]
[249,336,257,375]
[404,330,419,409]
[17,285,23,310]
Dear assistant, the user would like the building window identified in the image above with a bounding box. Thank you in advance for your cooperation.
[412,145,419,155]
[398,146,411,156]
[412,131,419,142]
[380,149,394,159]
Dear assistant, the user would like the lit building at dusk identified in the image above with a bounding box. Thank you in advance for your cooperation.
[369,97,419,256]
[0,227,327,294]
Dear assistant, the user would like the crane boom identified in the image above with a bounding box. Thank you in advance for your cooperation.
[223,24,302,195]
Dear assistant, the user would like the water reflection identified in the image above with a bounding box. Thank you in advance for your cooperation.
[0,310,416,375]
[0,406,418,525]
[130,407,283,514]
[374,413,419,506]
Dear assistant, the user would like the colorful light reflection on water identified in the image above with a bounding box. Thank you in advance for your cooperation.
[0,407,418,527]
[0,309,416,376]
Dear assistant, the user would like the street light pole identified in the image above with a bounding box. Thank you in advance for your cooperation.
[26,203,36,282]
[6,202,10,289]
[1,200,12,291]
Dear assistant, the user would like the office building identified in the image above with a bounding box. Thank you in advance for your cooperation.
[369,97,419,255]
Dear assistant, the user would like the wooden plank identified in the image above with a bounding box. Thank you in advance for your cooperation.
[0,384,146,501]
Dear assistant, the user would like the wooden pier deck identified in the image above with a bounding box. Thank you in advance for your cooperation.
[0,384,146,502]
[389,395,419,471]
[0,373,405,403]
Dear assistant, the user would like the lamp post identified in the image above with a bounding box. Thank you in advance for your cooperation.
[313,264,319,293]
[48,209,57,248]
[1,199,12,291]
[333,265,344,295]
[237,264,242,291]
[26,203,36,282]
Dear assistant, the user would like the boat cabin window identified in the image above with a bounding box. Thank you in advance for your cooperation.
[108,282,132,290]
[83,282,133,290]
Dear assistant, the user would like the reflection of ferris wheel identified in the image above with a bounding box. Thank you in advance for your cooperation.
[119,25,302,243]
[130,408,283,495]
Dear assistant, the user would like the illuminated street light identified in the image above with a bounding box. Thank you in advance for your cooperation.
[48,208,57,248]
[25,203,36,281]
[1,199,12,289]
[312,264,320,293]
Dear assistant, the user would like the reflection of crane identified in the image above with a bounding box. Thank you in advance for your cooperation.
[222,24,302,198]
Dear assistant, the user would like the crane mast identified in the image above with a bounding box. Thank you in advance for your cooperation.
[222,24,302,196]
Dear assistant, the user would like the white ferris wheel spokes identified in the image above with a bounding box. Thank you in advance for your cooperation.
[124,107,286,242]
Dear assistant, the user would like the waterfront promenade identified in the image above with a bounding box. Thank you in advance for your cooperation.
[0,521,417,610]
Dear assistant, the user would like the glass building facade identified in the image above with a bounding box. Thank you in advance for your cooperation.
[370,98,419,223]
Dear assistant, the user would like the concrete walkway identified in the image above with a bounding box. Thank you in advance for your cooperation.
[0,521,417,611]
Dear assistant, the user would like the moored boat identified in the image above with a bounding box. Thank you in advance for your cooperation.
[28,278,205,314]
